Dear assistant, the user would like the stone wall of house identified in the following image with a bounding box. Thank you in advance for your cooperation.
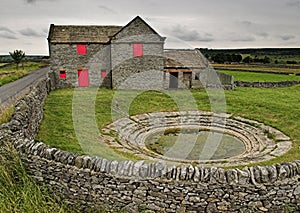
[49,43,111,88]
[111,55,166,90]
[49,41,166,90]
[235,80,300,88]
[110,17,165,90]
[0,77,299,212]
[111,42,165,90]
[111,42,164,69]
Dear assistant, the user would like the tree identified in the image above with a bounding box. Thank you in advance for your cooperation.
[211,53,226,63]
[233,54,243,63]
[242,56,252,63]
[263,56,271,64]
[9,50,25,70]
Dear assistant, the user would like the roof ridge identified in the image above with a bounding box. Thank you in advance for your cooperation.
[48,25,123,43]
[52,25,122,27]
[164,48,197,51]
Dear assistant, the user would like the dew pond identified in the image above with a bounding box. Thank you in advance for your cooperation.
[145,128,246,160]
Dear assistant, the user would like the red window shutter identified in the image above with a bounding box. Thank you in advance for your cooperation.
[77,44,87,55]
[59,70,66,79]
[101,70,107,78]
[133,44,143,57]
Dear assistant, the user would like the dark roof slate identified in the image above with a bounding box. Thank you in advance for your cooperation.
[164,49,209,68]
[48,25,122,43]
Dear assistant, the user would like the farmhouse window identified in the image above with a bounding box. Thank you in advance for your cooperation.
[133,44,143,57]
[101,70,107,78]
[59,70,66,79]
[77,44,87,55]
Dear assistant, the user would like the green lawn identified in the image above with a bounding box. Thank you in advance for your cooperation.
[0,62,48,87]
[218,70,300,82]
[36,86,300,167]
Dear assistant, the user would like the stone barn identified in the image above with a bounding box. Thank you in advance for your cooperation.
[48,16,231,90]
[164,49,210,89]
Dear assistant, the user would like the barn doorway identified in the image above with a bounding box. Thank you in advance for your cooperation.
[78,69,89,87]
[183,71,192,88]
[169,72,178,88]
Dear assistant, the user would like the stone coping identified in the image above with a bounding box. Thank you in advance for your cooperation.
[235,80,300,88]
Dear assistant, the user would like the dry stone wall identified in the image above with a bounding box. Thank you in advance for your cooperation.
[235,80,300,88]
[0,76,300,212]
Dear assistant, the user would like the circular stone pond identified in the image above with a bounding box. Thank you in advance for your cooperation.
[101,111,293,167]
[145,129,246,161]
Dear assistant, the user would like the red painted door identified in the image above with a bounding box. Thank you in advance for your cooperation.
[78,69,89,87]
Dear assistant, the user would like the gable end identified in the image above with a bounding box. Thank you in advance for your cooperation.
[112,16,164,42]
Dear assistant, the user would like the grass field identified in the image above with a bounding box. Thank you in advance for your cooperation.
[218,70,300,82]
[0,62,48,87]
[0,143,77,213]
[36,86,300,167]
[0,104,14,124]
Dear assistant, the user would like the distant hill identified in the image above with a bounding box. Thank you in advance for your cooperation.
[0,55,49,63]
[198,48,300,56]
[198,48,300,64]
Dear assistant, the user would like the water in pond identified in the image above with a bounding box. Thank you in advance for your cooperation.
[145,129,245,160]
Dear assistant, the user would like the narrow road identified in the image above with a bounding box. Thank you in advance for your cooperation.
[0,67,49,106]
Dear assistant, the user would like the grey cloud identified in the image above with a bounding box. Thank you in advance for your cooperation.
[239,21,254,27]
[279,35,295,41]
[0,27,15,34]
[237,21,268,39]
[231,35,256,42]
[0,33,17,40]
[167,25,214,42]
[286,0,300,7]
[42,28,48,34]
[25,0,40,3]
[255,31,269,38]
[19,28,43,37]
[24,0,56,4]
[98,5,117,14]
[0,27,17,39]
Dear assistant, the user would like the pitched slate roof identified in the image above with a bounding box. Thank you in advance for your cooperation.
[48,16,164,44]
[113,16,163,40]
[48,25,122,43]
[164,49,209,69]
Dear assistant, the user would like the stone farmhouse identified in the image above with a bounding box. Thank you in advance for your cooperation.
[48,16,230,89]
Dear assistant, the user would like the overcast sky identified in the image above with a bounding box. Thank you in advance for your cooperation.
[1,0,300,55]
